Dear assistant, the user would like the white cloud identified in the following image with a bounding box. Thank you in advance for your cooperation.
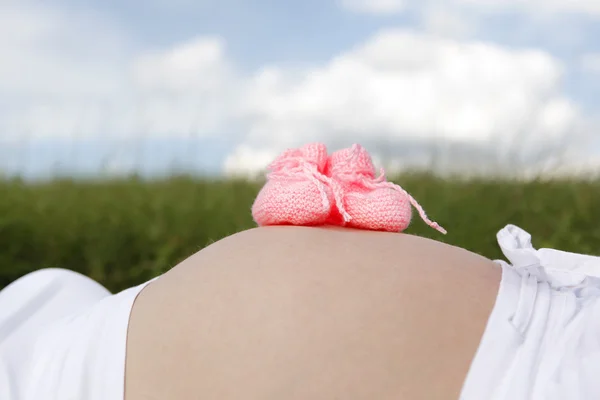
[125,36,238,137]
[340,0,600,16]
[228,29,580,176]
[454,0,600,16]
[0,3,128,139]
[0,3,235,140]
[0,2,591,179]
[223,145,280,179]
[420,6,476,38]
[581,53,600,74]
[338,0,407,15]
[0,4,129,99]
[131,37,232,94]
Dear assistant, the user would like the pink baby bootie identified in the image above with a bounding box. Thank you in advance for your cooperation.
[252,143,334,226]
[325,144,446,234]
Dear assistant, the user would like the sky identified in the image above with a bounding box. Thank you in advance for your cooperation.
[1,0,600,179]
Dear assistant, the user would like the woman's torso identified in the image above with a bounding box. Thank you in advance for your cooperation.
[125,226,501,400]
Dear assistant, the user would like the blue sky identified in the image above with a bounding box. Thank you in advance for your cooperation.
[1,0,600,179]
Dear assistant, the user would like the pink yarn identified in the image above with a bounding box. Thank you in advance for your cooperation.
[325,144,446,234]
[252,142,447,234]
[252,143,334,226]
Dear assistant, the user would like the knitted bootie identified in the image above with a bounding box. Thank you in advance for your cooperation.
[252,143,334,226]
[325,144,446,234]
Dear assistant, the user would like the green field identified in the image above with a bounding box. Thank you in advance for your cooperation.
[2,174,600,292]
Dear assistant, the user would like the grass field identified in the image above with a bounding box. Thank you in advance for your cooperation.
[2,174,600,292]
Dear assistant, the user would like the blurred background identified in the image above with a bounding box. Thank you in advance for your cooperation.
[1,0,600,291]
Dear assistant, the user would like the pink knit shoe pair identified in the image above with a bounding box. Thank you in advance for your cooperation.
[251,143,446,234]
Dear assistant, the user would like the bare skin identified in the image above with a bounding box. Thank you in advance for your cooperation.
[124,226,501,400]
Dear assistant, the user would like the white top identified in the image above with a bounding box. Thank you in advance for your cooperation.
[461,224,600,399]
[0,268,156,400]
